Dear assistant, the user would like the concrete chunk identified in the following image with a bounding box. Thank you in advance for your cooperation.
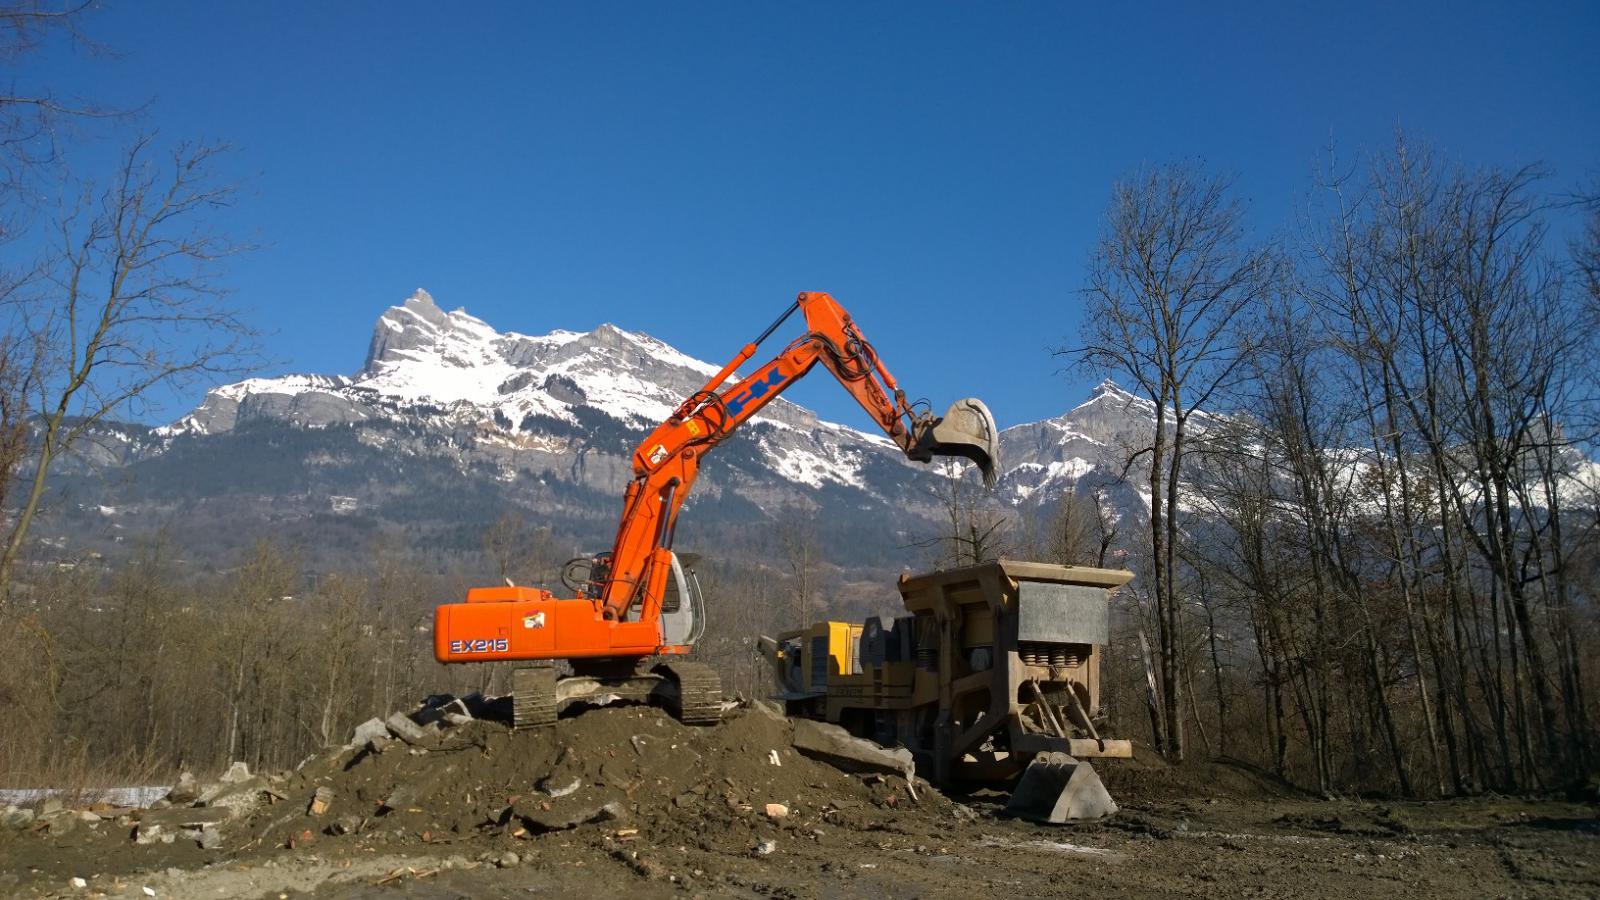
[2,806,37,829]
[385,712,433,745]
[791,719,914,778]
[514,799,625,832]
[350,718,388,746]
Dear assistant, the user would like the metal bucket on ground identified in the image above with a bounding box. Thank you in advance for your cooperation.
[1005,752,1119,823]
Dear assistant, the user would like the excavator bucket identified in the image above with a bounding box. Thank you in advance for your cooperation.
[1004,752,1118,823]
[920,398,1001,487]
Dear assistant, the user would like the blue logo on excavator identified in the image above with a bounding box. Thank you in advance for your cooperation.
[723,368,787,418]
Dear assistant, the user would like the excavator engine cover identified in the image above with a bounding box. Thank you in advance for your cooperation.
[920,397,1001,487]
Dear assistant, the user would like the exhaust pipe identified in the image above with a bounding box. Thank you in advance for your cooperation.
[915,398,1001,487]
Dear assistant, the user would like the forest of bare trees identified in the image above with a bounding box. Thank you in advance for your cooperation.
[1072,141,1600,795]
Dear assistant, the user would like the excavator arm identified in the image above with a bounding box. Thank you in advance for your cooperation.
[434,291,998,672]
[593,292,999,622]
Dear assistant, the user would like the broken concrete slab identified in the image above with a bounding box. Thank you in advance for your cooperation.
[350,718,388,746]
[201,778,279,820]
[385,712,436,746]
[791,719,914,779]
[512,798,625,832]
[137,807,231,829]
[166,772,200,805]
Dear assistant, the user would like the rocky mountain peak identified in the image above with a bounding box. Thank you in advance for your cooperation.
[364,288,497,374]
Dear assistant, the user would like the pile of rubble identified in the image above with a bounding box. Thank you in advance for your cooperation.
[3,692,940,863]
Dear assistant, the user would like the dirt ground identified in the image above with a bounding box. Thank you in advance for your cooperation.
[2,701,1595,900]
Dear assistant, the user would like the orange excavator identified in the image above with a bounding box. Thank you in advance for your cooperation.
[433,292,1000,727]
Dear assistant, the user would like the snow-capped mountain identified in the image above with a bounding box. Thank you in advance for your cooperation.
[164,290,896,494]
[41,290,1164,572]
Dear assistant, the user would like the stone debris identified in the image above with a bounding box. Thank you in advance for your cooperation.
[754,839,777,856]
[385,712,434,746]
[166,772,200,806]
[791,719,915,779]
[764,803,789,819]
[1,805,35,829]
[308,786,334,816]
[514,799,626,832]
[350,718,389,747]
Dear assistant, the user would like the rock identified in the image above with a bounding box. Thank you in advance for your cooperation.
[540,777,582,798]
[134,823,166,845]
[754,839,777,856]
[2,805,36,829]
[328,815,362,836]
[350,718,388,746]
[748,699,787,722]
[768,749,782,766]
[496,851,520,868]
[138,806,230,829]
[199,826,224,850]
[219,761,252,784]
[167,772,200,805]
[308,786,334,816]
[40,811,77,835]
[791,719,915,778]
[764,803,789,819]
[385,712,434,746]
[515,800,625,832]
[69,876,87,889]
[201,779,273,819]
[40,797,63,816]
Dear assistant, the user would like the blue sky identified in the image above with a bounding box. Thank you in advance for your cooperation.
[28,1,1600,428]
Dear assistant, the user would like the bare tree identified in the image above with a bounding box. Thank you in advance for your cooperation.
[1,2,119,233]
[481,510,555,587]
[910,462,1010,569]
[1064,162,1270,761]
[777,502,822,629]
[0,136,258,590]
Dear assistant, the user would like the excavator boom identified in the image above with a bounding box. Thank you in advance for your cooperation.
[433,292,999,725]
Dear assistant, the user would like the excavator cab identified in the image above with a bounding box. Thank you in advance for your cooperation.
[914,397,1002,487]
[658,551,707,647]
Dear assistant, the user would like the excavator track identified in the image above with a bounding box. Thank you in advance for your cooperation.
[511,665,558,729]
[654,661,723,726]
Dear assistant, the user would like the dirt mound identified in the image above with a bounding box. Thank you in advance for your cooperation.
[1096,745,1307,803]
[224,698,943,856]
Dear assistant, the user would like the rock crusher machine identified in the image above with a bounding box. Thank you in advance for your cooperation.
[762,560,1133,821]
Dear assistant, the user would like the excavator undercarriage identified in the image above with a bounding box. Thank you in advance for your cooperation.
[510,660,723,729]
